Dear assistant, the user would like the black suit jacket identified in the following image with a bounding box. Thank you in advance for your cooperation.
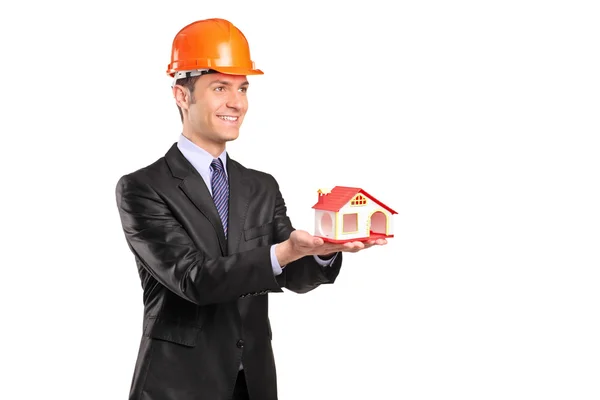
[115,143,343,400]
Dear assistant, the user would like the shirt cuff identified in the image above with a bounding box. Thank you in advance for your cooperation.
[270,244,283,276]
[313,253,338,266]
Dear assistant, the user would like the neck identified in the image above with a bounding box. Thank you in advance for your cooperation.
[182,131,225,158]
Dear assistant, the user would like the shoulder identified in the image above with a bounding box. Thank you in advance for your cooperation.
[115,156,168,200]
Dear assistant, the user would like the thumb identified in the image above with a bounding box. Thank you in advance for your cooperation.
[292,230,316,247]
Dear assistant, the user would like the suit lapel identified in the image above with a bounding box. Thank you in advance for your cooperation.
[165,144,227,255]
[226,156,251,256]
[180,176,228,255]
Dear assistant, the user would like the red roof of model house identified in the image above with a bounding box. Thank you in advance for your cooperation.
[312,186,398,214]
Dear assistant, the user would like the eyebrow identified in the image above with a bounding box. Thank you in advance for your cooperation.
[210,79,249,87]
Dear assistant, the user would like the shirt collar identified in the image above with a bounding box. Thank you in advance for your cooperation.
[177,134,228,179]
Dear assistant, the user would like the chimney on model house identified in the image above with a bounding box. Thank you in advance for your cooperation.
[317,188,331,204]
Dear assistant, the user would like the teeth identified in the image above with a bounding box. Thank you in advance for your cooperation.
[218,116,238,121]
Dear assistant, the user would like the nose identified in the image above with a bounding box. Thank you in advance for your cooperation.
[226,90,245,110]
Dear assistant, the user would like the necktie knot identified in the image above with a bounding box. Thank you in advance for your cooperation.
[211,158,224,173]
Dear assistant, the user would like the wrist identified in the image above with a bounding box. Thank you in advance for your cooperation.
[275,240,299,266]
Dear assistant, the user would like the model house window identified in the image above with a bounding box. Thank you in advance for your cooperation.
[343,213,358,233]
[351,195,367,206]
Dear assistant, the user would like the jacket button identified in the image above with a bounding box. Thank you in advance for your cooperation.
[237,339,244,348]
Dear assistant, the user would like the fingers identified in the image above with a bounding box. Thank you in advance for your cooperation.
[293,233,388,257]
[344,241,364,249]
[339,238,388,253]
[363,238,387,248]
[340,241,364,253]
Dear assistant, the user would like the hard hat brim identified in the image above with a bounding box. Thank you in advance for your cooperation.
[168,66,264,78]
[208,66,264,76]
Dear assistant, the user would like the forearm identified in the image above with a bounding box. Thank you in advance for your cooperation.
[130,236,282,305]
[276,251,343,293]
[118,175,282,306]
[269,177,343,292]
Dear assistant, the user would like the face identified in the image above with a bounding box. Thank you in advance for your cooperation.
[175,72,249,152]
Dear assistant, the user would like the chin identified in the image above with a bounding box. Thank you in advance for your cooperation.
[223,131,240,141]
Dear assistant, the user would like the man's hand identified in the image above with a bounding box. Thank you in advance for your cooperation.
[275,229,387,266]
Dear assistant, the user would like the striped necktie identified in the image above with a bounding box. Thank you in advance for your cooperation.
[210,158,229,238]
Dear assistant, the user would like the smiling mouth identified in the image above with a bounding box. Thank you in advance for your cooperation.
[217,115,239,122]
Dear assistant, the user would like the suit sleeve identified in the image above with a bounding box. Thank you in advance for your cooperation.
[270,179,343,294]
[116,174,283,306]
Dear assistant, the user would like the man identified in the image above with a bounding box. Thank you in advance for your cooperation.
[115,18,387,400]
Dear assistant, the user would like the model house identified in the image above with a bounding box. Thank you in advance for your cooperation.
[312,186,397,243]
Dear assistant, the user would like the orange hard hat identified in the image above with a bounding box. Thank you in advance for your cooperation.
[166,18,263,81]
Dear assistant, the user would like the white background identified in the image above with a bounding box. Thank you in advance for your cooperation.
[1,0,599,399]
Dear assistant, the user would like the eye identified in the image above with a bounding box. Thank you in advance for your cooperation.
[214,86,225,92]
[239,87,248,93]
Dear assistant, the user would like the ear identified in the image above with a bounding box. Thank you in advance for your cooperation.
[172,85,191,111]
